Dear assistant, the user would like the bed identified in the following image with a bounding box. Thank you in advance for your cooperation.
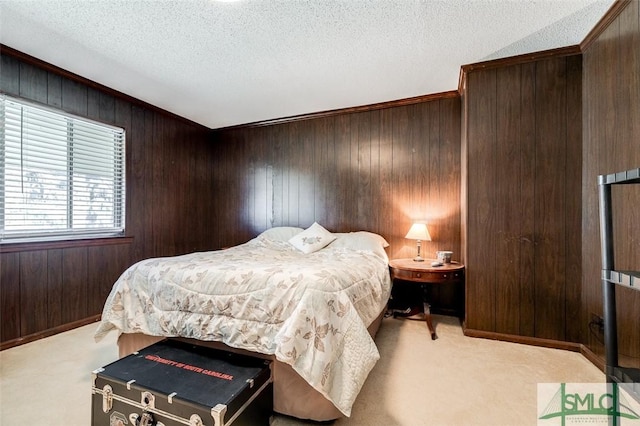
[94,223,392,421]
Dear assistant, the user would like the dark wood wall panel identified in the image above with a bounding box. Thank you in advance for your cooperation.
[19,251,48,336]
[494,64,522,336]
[62,247,88,325]
[533,58,569,341]
[517,62,537,338]
[86,245,131,317]
[1,253,20,342]
[46,249,63,329]
[464,69,498,333]
[211,97,462,262]
[0,50,214,348]
[582,0,640,369]
[463,54,583,342]
[564,55,583,345]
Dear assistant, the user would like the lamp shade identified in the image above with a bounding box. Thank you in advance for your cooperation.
[405,223,431,241]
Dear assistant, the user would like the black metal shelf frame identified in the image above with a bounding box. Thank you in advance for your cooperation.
[598,167,640,408]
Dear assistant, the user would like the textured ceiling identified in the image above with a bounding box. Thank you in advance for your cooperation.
[0,0,615,129]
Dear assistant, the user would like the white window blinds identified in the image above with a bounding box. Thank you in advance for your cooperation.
[1,94,125,242]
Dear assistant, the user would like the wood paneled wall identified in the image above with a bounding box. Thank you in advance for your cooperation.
[582,0,640,369]
[210,97,462,262]
[461,53,584,342]
[0,49,215,348]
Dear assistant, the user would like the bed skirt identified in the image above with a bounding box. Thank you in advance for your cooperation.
[116,308,386,421]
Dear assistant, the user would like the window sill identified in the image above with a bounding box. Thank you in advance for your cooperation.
[0,235,134,253]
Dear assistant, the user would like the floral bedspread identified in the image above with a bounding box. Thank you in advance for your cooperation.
[94,236,391,416]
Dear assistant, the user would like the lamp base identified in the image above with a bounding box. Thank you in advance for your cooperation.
[413,256,425,262]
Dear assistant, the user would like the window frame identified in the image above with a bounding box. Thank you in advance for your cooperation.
[1,94,126,244]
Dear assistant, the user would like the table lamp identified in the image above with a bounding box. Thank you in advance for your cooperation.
[405,223,431,262]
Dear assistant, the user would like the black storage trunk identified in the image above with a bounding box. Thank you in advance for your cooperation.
[91,340,272,426]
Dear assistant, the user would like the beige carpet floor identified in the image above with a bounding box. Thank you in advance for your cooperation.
[1,315,604,425]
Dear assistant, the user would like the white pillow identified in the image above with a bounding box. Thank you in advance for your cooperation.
[288,222,336,254]
[258,226,304,242]
[330,231,390,259]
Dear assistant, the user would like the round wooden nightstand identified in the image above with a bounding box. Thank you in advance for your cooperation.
[388,258,465,340]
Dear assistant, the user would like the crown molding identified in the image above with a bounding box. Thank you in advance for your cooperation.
[216,90,460,131]
[581,0,631,52]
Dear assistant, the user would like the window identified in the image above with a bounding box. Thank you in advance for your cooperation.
[1,95,125,242]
